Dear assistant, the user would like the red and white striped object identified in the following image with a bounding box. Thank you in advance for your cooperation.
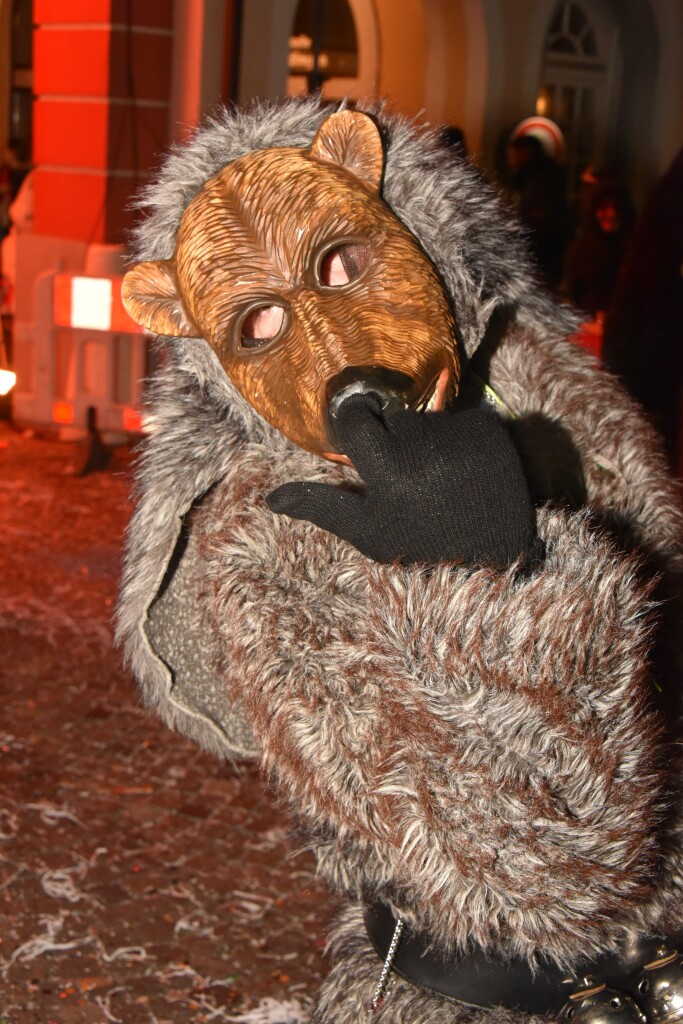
[53,275,143,334]
[509,117,566,163]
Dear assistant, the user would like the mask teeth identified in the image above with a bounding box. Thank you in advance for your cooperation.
[414,379,435,413]
[417,368,449,413]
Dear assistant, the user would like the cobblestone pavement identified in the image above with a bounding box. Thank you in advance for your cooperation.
[0,423,334,1024]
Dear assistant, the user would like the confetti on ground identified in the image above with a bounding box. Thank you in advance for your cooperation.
[0,424,335,1023]
[227,998,311,1024]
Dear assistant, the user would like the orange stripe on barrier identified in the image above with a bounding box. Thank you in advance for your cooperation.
[54,274,142,333]
[112,280,143,333]
[53,274,73,327]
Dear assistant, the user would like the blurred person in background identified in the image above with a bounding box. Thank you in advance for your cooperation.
[506,133,572,290]
[0,165,33,317]
[563,181,636,319]
[602,147,683,472]
[0,141,27,242]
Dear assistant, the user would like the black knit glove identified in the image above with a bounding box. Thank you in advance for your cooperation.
[267,394,540,568]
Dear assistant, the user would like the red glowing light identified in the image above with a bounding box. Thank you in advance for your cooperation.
[52,400,75,424]
[122,406,143,432]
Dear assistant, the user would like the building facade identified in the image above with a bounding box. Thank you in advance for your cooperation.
[1,0,681,430]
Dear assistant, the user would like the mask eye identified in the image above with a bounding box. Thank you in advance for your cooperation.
[238,303,286,350]
[317,242,370,288]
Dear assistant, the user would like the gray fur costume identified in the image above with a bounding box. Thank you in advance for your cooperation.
[117,98,683,1023]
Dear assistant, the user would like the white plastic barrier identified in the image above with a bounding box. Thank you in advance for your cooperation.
[12,271,150,439]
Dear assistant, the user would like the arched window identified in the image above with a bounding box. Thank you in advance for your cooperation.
[545,0,599,57]
[536,0,619,199]
[287,0,358,99]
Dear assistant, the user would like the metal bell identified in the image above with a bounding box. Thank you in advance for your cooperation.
[560,977,647,1024]
[635,947,683,1023]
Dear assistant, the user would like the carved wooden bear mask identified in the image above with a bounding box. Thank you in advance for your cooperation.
[122,110,460,459]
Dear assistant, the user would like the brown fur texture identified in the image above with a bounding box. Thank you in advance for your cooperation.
[117,99,683,1022]
[190,326,676,970]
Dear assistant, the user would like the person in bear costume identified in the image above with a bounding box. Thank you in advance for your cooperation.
[118,99,683,1023]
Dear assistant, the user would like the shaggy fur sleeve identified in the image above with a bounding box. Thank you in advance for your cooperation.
[195,468,664,968]
[488,326,683,567]
[115,353,269,761]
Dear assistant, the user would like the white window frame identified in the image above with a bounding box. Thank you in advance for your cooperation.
[538,0,620,199]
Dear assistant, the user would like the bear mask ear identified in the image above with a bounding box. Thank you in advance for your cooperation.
[121,259,197,337]
[309,110,384,193]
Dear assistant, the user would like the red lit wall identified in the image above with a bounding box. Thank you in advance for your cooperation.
[32,0,173,244]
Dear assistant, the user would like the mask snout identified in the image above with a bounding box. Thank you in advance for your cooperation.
[326,366,416,446]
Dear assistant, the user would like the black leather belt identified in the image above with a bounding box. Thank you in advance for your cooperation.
[364,902,682,1015]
